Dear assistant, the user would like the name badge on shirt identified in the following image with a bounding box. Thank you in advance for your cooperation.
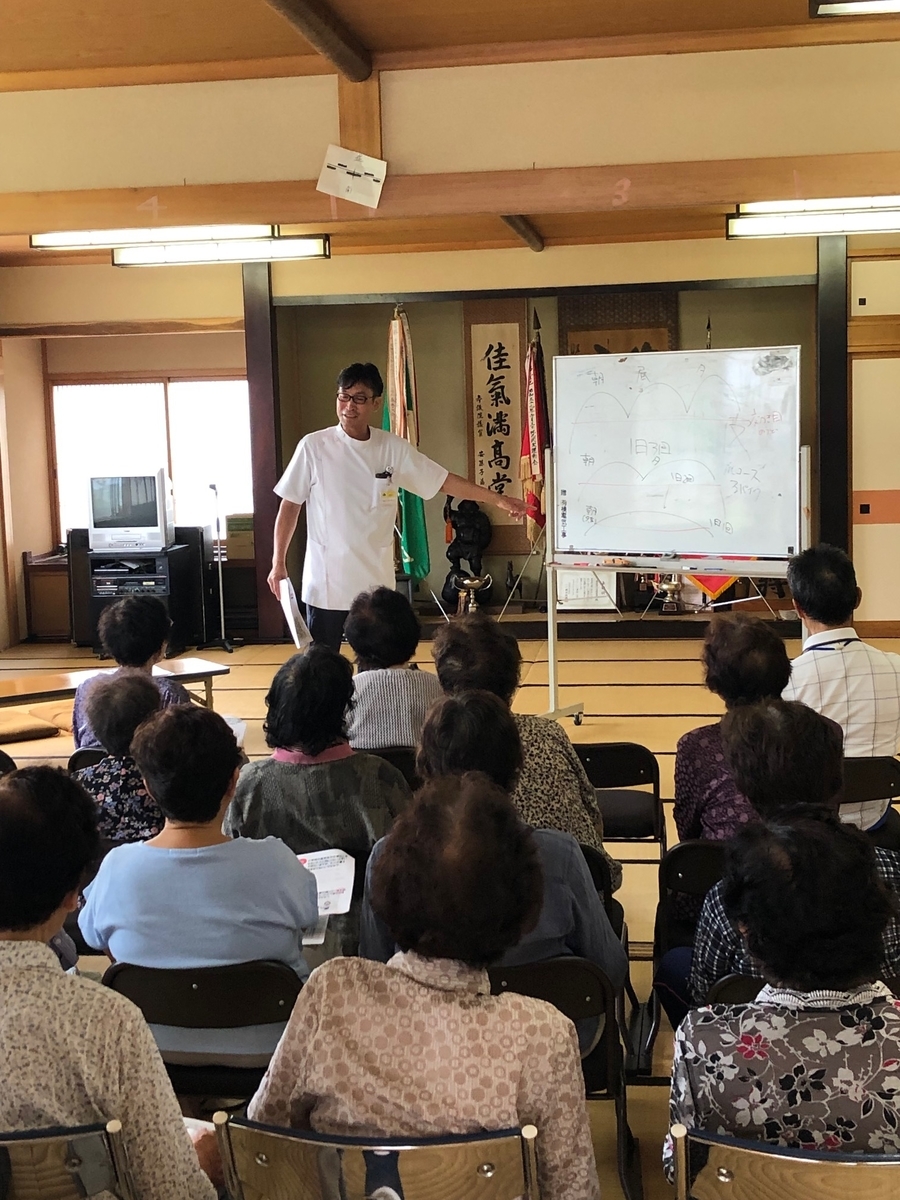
[380,486,398,506]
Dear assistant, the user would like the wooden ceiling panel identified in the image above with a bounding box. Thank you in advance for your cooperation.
[0,0,898,87]
[0,0,313,73]
[335,0,816,52]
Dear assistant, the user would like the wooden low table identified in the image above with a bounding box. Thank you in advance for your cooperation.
[0,657,230,711]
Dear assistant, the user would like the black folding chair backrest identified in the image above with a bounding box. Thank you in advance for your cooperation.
[836,757,900,806]
[68,747,107,773]
[575,741,665,854]
[0,749,16,776]
[365,746,421,791]
[103,960,301,1028]
[656,840,726,956]
[576,742,659,792]
[705,973,764,1005]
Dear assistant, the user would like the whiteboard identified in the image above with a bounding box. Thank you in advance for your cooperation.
[553,347,800,559]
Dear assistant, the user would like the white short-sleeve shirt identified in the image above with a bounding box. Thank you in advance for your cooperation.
[276,424,448,610]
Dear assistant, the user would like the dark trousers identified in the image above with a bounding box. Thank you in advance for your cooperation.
[306,605,349,652]
[653,945,695,1030]
[868,806,900,852]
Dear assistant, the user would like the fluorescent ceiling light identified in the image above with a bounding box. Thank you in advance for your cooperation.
[812,0,900,15]
[112,235,330,266]
[740,195,900,214]
[727,208,900,238]
[31,225,274,250]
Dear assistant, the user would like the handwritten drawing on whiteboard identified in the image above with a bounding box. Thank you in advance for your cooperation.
[553,348,800,558]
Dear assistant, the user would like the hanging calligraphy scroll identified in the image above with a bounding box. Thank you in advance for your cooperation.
[463,299,528,554]
[469,322,523,524]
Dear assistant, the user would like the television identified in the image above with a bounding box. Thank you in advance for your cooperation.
[88,469,175,552]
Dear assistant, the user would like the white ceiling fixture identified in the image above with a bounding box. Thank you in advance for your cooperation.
[811,0,900,15]
[30,225,275,250]
[111,235,330,267]
[727,196,900,238]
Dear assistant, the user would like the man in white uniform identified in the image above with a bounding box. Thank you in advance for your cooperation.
[783,543,900,846]
[268,363,529,649]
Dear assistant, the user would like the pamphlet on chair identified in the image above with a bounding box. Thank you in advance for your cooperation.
[298,848,355,945]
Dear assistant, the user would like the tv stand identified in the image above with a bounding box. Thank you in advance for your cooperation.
[68,537,198,653]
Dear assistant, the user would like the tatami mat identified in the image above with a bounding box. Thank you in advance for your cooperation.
[513,684,722,718]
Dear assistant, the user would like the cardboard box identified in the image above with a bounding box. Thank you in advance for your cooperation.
[226,514,254,560]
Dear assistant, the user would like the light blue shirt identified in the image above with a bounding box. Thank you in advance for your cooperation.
[79,837,318,1063]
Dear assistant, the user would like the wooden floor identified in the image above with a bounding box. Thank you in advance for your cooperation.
[10,632,900,1199]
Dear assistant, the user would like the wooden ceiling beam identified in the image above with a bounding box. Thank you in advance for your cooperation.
[9,149,900,238]
[262,0,371,81]
[338,72,382,158]
[374,17,900,71]
[500,215,544,252]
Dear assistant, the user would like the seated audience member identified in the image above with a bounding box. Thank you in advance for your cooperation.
[344,586,442,750]
[79,706,318,1062]
[432,613,621,890]
[0,766,217,1199]
[674,614,791,841]
[688,699,900,1010]
[784,543,900,844]
[359,690,627,1050]
[76,670,163,843]
[225,644,410,954]
[73,595,190,749]
[248,773,601,1200]
[665,817,900,1175]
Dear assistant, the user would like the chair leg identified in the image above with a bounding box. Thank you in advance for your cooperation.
[615,1087,644,1200]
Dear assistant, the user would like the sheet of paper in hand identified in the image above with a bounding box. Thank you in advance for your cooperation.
[279,579,312,650]
[298,848,356,945]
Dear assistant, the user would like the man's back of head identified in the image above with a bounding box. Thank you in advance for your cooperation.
[787,544,860,629]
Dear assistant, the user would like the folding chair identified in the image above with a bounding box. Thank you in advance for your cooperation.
[214,1112,540,1200]
[365,746,421,792]
[68,747,107,773]
[704,974,763,1005]
[489,956,642,1200]
[671,1122,900,1200]
[103,960,301,1100]
[580,842,641,1024]
[837,756,900,808]
[574,742,666,865]
[631,840,726,1075]
[0,1120,136,1199]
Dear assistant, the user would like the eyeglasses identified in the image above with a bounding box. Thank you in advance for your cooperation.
[337,391,374,407]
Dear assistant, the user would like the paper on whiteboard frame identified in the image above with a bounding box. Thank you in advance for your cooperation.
[279,579,312,649]
[316,144,386,209]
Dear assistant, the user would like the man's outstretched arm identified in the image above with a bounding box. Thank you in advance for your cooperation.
[440,471,532,521]
[268,498,303,598]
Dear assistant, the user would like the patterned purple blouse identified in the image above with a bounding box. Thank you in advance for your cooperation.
[72,672,192,749]
[75,754,164,843]
[673,721,755,842]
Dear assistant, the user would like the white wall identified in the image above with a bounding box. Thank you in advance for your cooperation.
[0,75,338,192]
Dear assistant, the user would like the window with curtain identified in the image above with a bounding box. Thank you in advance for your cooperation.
[52,379,253,535]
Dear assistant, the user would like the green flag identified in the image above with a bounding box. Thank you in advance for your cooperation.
[385,309,431,580]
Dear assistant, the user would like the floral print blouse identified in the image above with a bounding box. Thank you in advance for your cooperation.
[665,982,900,1178]
[76,754,164,843]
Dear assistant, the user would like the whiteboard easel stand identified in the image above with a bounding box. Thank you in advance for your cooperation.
[543,448,586,724]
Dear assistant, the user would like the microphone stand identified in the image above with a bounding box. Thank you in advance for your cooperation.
[198,482,235,653]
